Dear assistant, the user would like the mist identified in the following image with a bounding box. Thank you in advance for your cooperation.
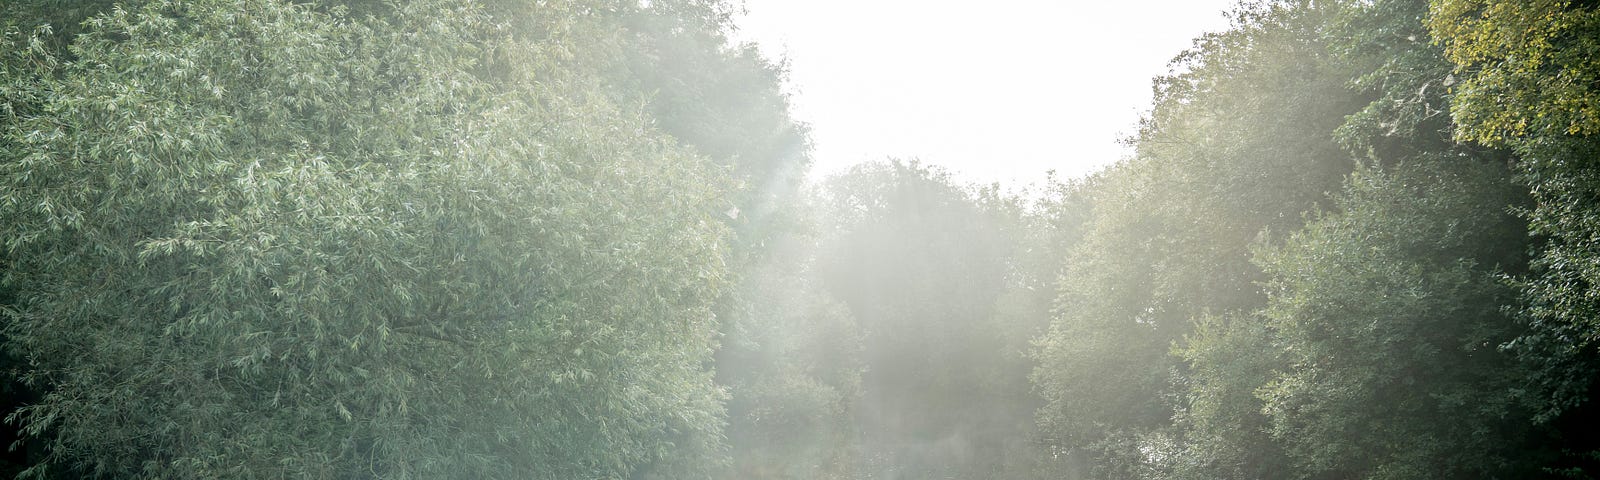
[4,0,1600,479]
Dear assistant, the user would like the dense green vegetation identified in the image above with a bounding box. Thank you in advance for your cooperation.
[5,0,1600,478]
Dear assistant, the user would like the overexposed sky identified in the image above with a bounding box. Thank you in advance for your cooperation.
[731,0,1239,187]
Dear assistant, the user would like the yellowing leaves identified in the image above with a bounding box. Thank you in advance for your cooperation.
[1430,0,1600,143]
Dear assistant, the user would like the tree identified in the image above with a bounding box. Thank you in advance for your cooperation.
[1428,0,1600,144]
[1031,2,1361,475]
[1,0,735,477]
[614,0,811,256]
[714,199,863,479]
[606,3,822,477]
[1251,159,1537,480]
[1430,1,1600,474]
[815,160,1033,478]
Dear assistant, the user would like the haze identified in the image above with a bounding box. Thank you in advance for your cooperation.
[735,0,1238,185]
[4,1,1600,479]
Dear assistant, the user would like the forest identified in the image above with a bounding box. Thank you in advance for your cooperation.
[3,0,1600,478]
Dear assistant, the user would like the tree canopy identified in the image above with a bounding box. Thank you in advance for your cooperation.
[1,0,755,477]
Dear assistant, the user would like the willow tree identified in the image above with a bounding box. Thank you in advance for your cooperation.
[1,0,733,477]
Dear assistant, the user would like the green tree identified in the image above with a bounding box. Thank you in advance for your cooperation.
[1251,159,1537,480]
[1159,2,1501,478]
[977,174,1100,479]
[816,160,1034,478]
[1168,311,1294,480]
[1031,2,1361,475]
[1,0,735,477]
[714,201,863,479]
[613,1,811,256]
[1430,1,1600,474]
[606,4,822,478]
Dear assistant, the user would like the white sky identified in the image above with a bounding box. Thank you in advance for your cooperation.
[731,0,1240,188]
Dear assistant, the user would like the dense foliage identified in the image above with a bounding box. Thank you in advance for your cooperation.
[1032,3,1360,475]
[7,0,1600,478]
[1026,0,1600,478]
[0,0,762,477]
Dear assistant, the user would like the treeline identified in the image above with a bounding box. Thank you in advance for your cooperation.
[5,0,1600,479]
[1027,0,1600,477]
[0,0,803,477]
[723,0,1600,477]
